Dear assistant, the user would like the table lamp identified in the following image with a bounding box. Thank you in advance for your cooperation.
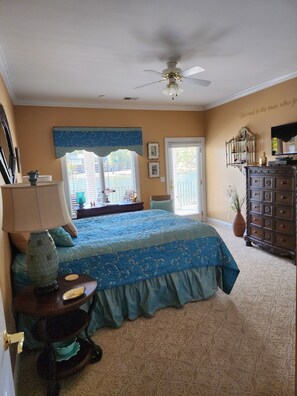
[1,173,71,294]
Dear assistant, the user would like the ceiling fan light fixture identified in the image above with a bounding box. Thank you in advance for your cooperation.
[162,82,183,98]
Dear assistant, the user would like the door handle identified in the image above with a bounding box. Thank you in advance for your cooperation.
[3,330,24,354]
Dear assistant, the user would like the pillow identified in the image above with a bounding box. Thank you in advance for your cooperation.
[9,232,30,253]
[150,199,174,212]
[62,222,78,238]
[48,227,75,247]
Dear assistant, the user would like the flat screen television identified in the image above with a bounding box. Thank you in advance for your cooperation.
[271,121,297,156]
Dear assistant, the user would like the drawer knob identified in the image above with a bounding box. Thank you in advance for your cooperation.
[280,210,286,214]
[280,238,285,242]
[280,224,285,228]
[280,181,286,185]
[280,195,286,199]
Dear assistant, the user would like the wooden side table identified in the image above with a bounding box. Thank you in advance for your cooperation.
[76,201,144,219]
[14,274,102,396]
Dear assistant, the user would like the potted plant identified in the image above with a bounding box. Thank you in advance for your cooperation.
[227,186,246,237]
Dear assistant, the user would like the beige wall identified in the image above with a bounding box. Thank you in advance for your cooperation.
[15,107,205,208]
[205,78,297,223]
[0,75,20,338]
[0,72,296,379]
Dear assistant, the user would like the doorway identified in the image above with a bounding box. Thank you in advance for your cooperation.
[165,137,206,221]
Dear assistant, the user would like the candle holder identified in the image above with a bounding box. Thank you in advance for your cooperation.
[76,192,86,208]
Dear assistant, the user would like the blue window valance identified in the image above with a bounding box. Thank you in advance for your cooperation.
[53,127,143,158]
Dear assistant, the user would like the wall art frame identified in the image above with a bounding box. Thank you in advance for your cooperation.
[148,161,160,178]
[15,147,22,173]
[147,142,160,160]
[0,104,16,184]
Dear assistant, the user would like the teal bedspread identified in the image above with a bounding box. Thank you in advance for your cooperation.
[13,210,239,348]
[13,209,239,294]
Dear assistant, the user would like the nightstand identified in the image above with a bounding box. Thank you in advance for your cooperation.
[14,274,102,396]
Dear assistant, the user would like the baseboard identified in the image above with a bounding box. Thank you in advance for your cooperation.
[206,217,232,228]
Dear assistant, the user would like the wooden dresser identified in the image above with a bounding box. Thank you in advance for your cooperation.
[245,165,296,259]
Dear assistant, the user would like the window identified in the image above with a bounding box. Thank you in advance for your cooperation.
[62,149,140,217]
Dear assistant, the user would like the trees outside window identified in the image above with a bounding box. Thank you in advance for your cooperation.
[64,149,140,216]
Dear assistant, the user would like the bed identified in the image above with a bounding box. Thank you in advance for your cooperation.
[12,209,239,348]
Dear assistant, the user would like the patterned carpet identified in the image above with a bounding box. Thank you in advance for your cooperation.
[16,223,295,395]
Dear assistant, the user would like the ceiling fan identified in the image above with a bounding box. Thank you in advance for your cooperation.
[134,60,211,99]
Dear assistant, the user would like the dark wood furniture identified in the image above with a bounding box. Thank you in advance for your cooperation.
[76,201,144,219]
[14,274,102,396]
[245,165,296,259]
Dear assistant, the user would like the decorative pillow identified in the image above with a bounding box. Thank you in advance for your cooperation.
[48,227,75,247]
[62,222,78,238]
[150,199,174,212]
[9,232,30,253]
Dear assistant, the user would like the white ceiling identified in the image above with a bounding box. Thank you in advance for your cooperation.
[0,0,296,111]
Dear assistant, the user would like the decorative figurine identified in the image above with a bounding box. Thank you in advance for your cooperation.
[259,152,267,166]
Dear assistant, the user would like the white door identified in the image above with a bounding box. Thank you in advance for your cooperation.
[0,287,15,396]
[165,137,206,221]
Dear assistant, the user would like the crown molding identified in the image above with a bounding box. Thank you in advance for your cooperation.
[13,99,205,112]
[0,44,15,103]
[203,71,297,111]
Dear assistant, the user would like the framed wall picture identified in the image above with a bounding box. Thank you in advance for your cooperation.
[15,147,22,172]
[148,162,160,178]
[147,142,160,160]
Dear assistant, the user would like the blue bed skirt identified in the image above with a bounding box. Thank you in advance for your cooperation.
[13,210,239,349]
[18,266,221,350]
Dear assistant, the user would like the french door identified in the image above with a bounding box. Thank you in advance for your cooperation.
[165,138,206,221]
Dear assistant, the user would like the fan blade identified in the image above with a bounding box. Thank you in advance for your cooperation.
[182,66,205,77]
[134,79,165,89]
[183,77,211,87]
[143,69,163,76]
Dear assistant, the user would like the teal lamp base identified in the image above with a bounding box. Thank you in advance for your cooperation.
[26,231,59,295]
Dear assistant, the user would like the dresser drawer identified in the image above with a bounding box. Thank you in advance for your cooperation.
[249,201,261,213]
[275,234,294,250]
[263,177,273,189]
[274,219,294,235]
[275,191,294,205]
[263,190,272,202]
[263,217,272,229]
[275,205,293,219]
[250,189,261,201]
[249,226,263,240]
[263,230,273,244]
[275,177,294,190]
[250,176,262,188]
[263,204,273,216]
[249,214,261,226]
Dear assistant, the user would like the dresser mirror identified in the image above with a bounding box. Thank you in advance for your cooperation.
[0,104,16,184]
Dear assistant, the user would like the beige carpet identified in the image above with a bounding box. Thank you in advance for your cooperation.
[16,223,295,395]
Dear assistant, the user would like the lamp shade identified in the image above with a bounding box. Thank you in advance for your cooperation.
[162,82,183,97]
[1,182,71,233]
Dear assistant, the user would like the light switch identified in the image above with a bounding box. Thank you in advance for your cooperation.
[160,177,165,183]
